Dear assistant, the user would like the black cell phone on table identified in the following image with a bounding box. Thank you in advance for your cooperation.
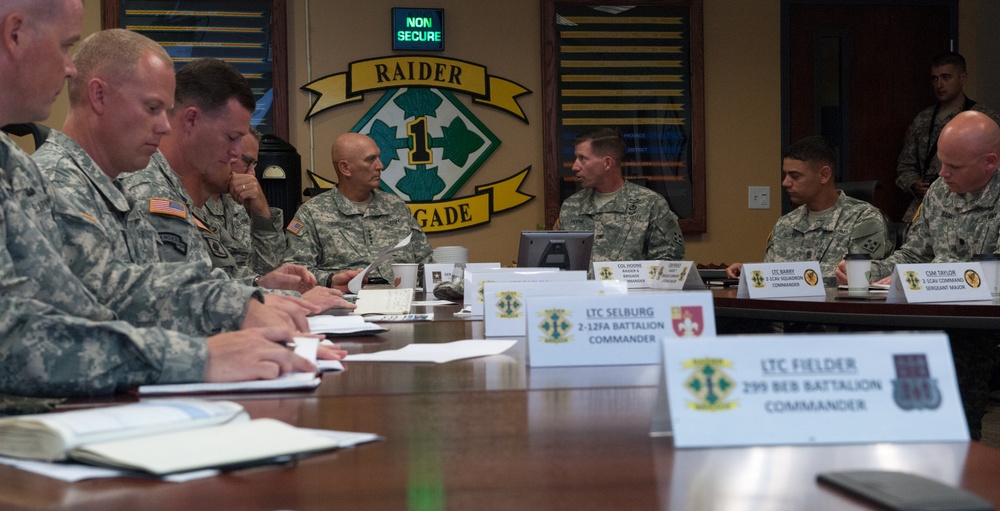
[817,470,993,511]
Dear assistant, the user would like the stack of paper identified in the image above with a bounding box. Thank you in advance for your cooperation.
[353,288,414,315]
[308,315,388,336]
[0,399,373,476]
[138,337,329,395]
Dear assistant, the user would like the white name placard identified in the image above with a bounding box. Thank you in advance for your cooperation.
[592,260,663,288]
[424,262,500,293]
[661,332,968,447]
[736,262,825,298]
[651,261,705,290]
[484,280,628,337]
[526,291,716,367]
[887,263,992,303]
[466,269,585,316]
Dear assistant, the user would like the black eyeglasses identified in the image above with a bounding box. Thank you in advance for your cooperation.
[240,154,258,169]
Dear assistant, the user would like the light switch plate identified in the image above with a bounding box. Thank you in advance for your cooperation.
[749,186,770,209]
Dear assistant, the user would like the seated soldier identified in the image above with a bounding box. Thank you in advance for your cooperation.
[283,133,434,286]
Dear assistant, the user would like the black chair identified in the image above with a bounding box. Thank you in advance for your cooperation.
[835,180,879,205]
[303,169,335,198]
[1,123,50,151]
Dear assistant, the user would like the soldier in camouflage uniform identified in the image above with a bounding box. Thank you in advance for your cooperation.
[895,52,1000,220]
[284,133,434,286]
[35,30,331,333]
[557,128,684,262]
[727,136,893,284]
[846,110,1000,439]
[0,5,319,398]
[118,58,352,308]
[197,127,288,276]
[870,111,1000,279]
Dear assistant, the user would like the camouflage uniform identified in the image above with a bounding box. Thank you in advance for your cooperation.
[558,181,685,262]
[0,133,208,397]
[895,99,1000,219]
[873,171,1000,280]
[886,168,1000,441]
[120,152,256,284]
[284,187,433,285]
[197,193,287,276]
[34,131,257,335]
[765,192,893,283]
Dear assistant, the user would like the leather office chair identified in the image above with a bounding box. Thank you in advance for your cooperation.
[836,180,904,252]
[1,123,50,151]
[835,180,879,205]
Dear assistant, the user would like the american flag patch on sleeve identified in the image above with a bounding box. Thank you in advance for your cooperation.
[286,219,304,235]
[149,198,187,219]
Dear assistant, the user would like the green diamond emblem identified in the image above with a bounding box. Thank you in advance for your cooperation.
[352,87,501,201]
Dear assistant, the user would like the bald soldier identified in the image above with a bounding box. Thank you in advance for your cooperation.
[839,110,1000,281]
[284,132,434,286]
[837,110,1000,441]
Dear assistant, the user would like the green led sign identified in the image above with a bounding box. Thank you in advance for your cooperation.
[392,8,444,51]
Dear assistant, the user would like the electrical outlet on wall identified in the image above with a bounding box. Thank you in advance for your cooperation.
[749,186,770,209]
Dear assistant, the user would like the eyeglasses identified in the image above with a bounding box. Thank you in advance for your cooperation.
[240,154,258,170]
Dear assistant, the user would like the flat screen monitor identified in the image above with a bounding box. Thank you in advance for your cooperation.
[516,231,594,271]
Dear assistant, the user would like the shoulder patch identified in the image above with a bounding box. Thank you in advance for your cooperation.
[286,219,304,236]
[192,216,211,232]
[149,198,187,219]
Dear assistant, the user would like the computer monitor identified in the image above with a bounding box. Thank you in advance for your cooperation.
[516,231,594,271]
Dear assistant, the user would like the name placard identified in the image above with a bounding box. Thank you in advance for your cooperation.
[660,332,968,447]
[526,291,716,367]
[651,261,705,290]
[736,262,825,298]
[465,269,585,316]
[888,263,992,303]
[484,280,628,337]
[593,260,663,288]
[424,262,500,293]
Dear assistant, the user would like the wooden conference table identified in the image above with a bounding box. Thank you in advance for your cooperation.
[713,287,1000,329]
[4,298,1000,510]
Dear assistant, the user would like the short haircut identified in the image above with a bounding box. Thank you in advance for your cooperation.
[68,29,171,106]
[0,0,57,23]
[783,135,838,172]
[931,51,967,73]
[248,125,262,142]
[174,58,255,115]
[574,127,626,164]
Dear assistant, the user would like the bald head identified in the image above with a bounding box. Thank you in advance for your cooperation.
[69,29,171,106]
[937,111,1000,194]
[331,133,383,200]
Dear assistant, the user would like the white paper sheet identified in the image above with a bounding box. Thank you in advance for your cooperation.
[352,289,414,315]
[308,315,387,335]
[347,233,412,293]
[343,340,516,363]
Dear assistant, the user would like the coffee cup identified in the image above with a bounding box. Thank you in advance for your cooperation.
[392,263,419,289]
[844,254,872,295]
